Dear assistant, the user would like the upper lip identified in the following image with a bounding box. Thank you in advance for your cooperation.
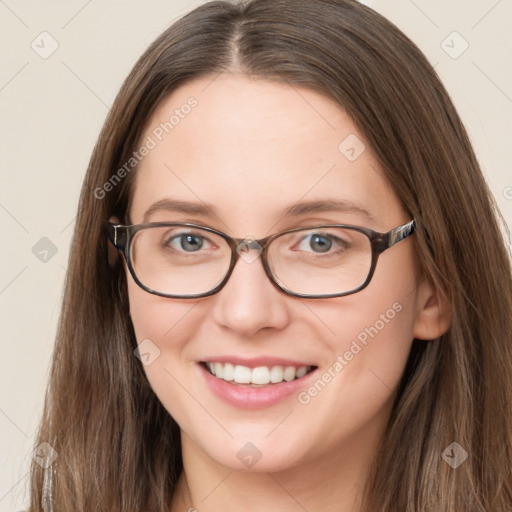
[200,356,317,368]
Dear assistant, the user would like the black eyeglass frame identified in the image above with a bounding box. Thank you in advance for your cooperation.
[105,219,415,299]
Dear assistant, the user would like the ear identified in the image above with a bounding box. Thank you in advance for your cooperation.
[413,277,452,340]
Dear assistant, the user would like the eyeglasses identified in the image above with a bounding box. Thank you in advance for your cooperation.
[105,219,415,299]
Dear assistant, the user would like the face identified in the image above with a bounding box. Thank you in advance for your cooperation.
[124,74,425,473]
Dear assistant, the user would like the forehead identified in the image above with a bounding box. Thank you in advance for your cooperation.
[130,74,403,232]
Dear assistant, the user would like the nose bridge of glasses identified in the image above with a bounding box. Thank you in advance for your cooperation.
[236,237,264,252]
[232,236,266,266]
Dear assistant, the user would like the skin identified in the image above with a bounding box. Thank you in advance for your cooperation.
[122,74,451,512]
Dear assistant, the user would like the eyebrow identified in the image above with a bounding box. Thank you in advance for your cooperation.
[284,199,378,223]
[142,198,378,224]
[142,199,213,223]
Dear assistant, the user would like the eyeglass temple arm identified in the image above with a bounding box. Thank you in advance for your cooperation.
[387,219,415,248]
[104,223,127,250]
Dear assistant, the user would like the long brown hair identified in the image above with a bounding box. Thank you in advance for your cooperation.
[29,1,512,510]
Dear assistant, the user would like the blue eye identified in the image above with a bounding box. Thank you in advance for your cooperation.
[296,232,350,254]
[168,233,206,252]
[306,234,332,253]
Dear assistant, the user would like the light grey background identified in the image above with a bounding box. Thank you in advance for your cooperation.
[1,1,510,510]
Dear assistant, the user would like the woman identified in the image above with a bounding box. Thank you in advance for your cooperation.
[29,0,512,511]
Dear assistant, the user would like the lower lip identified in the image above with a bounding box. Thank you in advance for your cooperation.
[198,363,317,410]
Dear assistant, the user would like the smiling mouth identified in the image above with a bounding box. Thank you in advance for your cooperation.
[201,361,317,387]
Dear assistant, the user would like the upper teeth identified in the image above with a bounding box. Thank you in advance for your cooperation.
[206,362,311,385]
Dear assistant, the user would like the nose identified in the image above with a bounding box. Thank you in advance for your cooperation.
[210,249,291,337]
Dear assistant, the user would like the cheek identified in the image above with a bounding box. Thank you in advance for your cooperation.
[126,274,197,380]
[126,277,209,428]
[319,251,417,392]
[293,250,418,433]
[124,247,209,347]
[288,294,416,461]
[334,297,414,402]
[127,277,193,345]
